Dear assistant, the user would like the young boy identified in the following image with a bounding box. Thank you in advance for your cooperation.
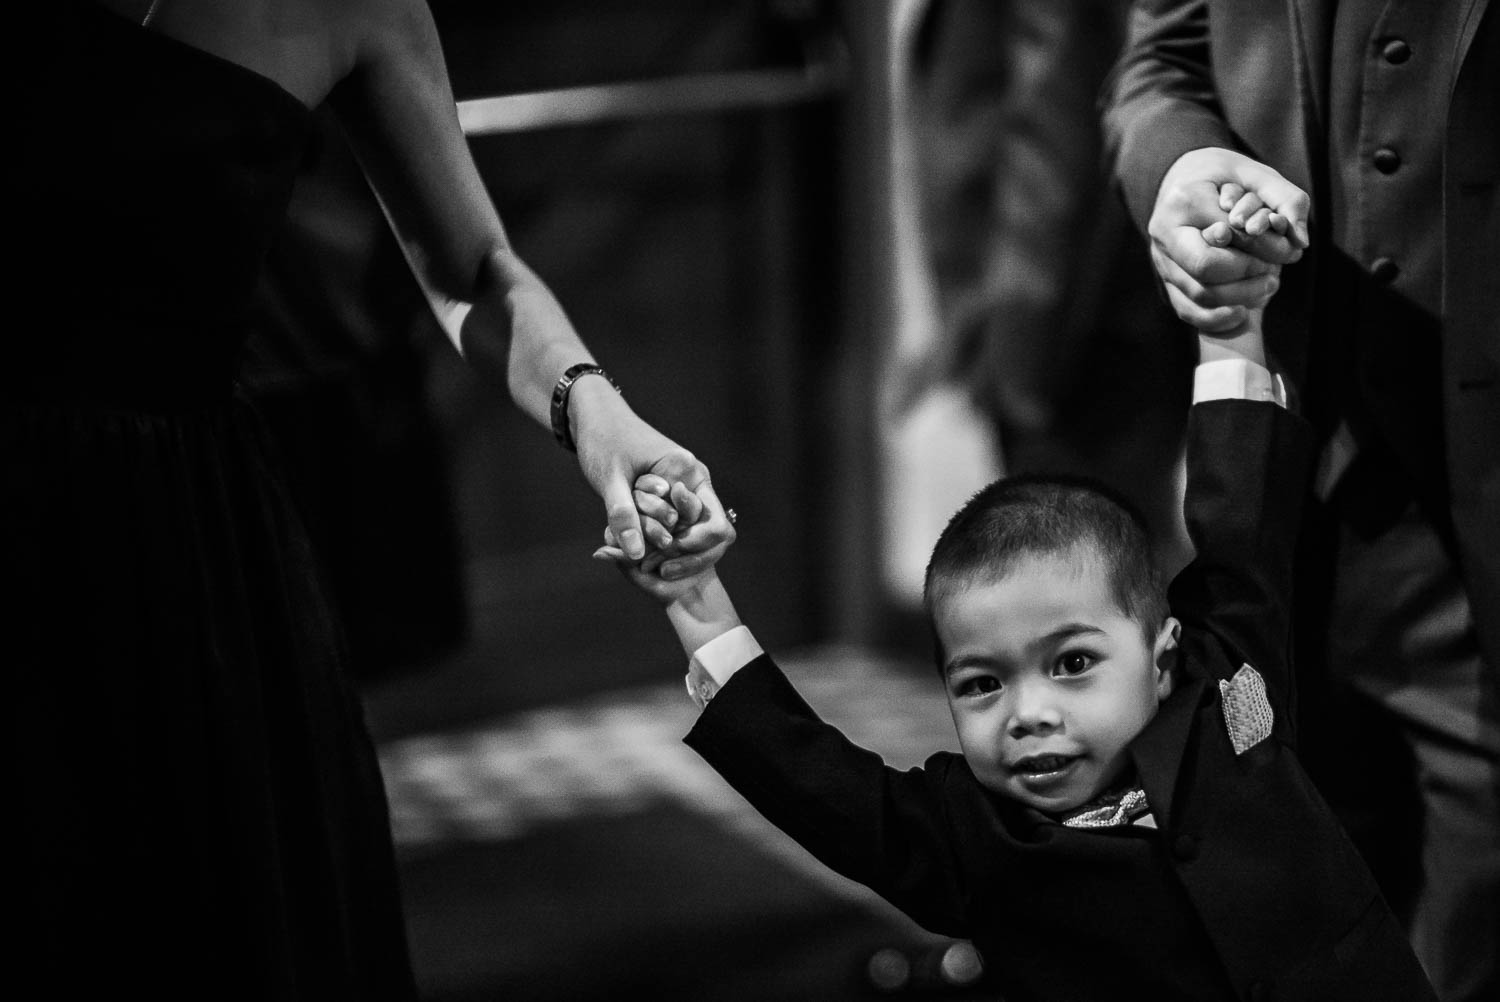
[599,270,1434,1000]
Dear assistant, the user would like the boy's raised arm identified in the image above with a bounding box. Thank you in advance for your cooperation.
[1170,306,1315,735]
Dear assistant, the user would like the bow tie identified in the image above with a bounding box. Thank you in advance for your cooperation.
[1059,785,1152,829]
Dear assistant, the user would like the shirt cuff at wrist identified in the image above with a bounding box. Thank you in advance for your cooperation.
[684,625,763,709]
[1194,358,1287,407]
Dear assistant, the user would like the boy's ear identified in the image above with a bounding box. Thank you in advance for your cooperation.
[1152,617,1181,701]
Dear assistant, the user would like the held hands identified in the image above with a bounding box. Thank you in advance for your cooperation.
[567,375,735,578]
[593,475,735,604]
[1149,147,1311,337]
[1195,179,1291,366]
[568,369,741,654]
[594,474,744,657]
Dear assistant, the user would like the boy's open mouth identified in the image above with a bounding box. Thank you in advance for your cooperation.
[1010,753,1079,776]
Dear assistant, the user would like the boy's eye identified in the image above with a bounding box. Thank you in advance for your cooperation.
[1055,652,1096,677]
[957,676,1001,697]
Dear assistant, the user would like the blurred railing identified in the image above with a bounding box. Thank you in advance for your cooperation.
[458,61,844,135]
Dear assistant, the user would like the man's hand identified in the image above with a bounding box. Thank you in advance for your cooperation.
[1149,147,1311,333]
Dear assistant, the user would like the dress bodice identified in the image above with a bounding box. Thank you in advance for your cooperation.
[17,3,312,408]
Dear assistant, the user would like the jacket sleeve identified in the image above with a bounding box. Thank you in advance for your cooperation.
[684,654,972,937]
[1100,0,1239,233]
[1168,400,1314,729]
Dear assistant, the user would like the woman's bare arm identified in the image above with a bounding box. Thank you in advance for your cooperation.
[325,0,733,569]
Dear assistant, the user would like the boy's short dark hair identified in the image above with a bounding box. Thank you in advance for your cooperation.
[923,474,1168,661]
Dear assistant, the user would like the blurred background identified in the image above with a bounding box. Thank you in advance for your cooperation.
[243,1,1191,998]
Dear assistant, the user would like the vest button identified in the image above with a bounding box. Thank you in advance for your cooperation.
[1172,833,1199,861]
[1381,38,1412,64]
[1373,147,1401,174]
[1371,257,1400,284]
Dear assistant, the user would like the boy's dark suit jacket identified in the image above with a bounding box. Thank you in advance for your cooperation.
[1100,0,1500,668]
[686,401,1437,1002]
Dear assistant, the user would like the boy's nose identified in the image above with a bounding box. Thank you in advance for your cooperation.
[1006,684,1063,737]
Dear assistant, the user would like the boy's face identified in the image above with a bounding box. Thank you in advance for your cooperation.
[934,551,1177,814]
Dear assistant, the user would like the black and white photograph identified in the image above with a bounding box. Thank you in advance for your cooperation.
[9,1,1496,999]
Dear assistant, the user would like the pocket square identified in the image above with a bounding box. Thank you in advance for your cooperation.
[1219,664,1274,755]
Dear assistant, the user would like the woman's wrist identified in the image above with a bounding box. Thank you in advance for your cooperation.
[565,372,633,451]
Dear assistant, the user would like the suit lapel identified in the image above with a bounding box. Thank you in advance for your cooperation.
[1454,0,1490,79]
[1130,676,1209,830]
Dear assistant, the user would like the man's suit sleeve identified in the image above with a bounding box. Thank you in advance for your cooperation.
[1100,0,1239,231]
[684,655,971,937]
[1169,400,1314,723]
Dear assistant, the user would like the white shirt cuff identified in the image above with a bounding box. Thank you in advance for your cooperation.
[684,625,764,709]
[1193,358,1287,407]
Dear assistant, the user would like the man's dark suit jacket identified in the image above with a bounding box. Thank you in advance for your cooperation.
[1100,0,1500,669]
[686,401,1436,1002]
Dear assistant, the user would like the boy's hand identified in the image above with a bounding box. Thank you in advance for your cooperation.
[594,531,743,656]
[593,527,709,604]
[631,475,736,582]
[1149,147,1309,334]
[1215,182,1293,240]
[1190,169,1313,365]
[594,477,745,656]
[1197,184,1278,366]
[594,480,734,604]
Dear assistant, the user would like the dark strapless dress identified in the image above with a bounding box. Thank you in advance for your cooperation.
[6,5,418,996]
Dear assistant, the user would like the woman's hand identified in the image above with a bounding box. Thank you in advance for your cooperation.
[326,0,734,584]
[568,376,735,578]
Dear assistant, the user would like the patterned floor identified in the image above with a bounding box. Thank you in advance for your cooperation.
[380,643,957,881]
